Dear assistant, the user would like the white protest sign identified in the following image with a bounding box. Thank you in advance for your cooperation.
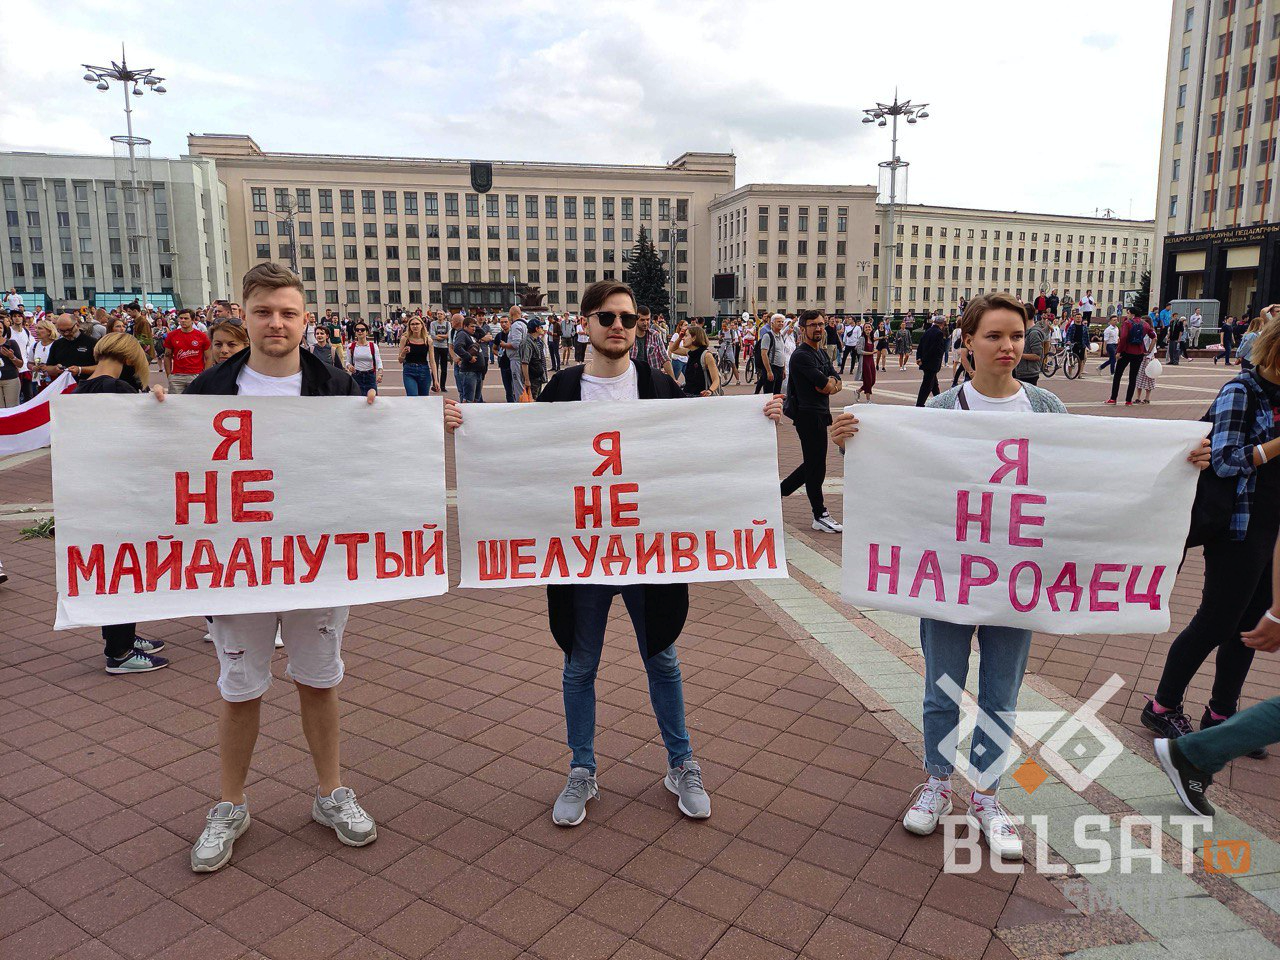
[52,396,448,628]
[840,404,1209,634]
[454,394,786,588]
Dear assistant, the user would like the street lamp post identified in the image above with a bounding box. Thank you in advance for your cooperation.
[82,46,168,306]
[861,93,928,322]
[668,216,682,321]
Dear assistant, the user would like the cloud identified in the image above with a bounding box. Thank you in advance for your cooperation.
[1,0,1168,219]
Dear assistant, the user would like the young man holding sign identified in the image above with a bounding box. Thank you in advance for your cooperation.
[453,280,782,827]
[155,263,463,873]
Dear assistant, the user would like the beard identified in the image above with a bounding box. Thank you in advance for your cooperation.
[594,340,631,361]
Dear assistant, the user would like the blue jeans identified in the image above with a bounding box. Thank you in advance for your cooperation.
[671,356,686,382]
[353,370,377,393]
[456,370,478,402]
[1099,342,1117,371]
[402,362,433,396]
[1180,696,1280,774]
[920,617,1032,790]
[562,584,692,773]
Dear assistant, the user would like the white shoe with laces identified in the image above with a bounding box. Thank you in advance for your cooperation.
[313,787,377,846]
[967,792,1023,860]
[903,777,953,835]
[812,512,843,534]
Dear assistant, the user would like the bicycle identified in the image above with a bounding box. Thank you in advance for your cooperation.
[1041,341,1063,378]
[716,351,737,385]
[1062,345,1085,380]
[744,350,757,384]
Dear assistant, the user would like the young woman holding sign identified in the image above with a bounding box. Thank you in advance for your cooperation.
[831,293,1210,862]
[75,333,170,675]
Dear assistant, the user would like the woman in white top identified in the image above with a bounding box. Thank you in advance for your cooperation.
[344,320,383,394]
[29,320,56,391]
[668,319,689,383]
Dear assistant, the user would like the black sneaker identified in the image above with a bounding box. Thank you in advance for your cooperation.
[1200,707,1268,759]
[1141,699,1194,739]
[1154,738,1215,817]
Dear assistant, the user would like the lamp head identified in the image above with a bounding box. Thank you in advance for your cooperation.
[154,85,166,94]
[83,72,97,82]
[95,80,109,91]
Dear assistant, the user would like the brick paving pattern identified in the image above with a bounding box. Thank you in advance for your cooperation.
[0,351,1275,959]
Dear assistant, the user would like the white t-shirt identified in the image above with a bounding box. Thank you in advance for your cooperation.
[348,341,383,372]
[4,293,22,312]
[1079,295,1095,313]
[581,365,639,402]
[236,365,303,397]
[1103,324,1120,345]
[11,328,32,373]
[576,320,590,343]
[960,382,1033,413]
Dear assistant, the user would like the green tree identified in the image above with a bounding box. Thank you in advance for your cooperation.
[627,226,669,316]
[1132,269,1151,315]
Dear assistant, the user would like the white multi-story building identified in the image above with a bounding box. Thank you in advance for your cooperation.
[0,151,230,311]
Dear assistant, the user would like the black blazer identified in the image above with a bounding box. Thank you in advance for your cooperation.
[537,361,689,659]
[184,347,362,397]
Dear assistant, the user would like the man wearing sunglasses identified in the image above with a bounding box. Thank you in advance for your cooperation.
[781,309,845,534]
[443,279,781,828]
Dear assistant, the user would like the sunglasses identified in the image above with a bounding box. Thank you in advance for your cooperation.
[355,326,369,332]
[590,311,639,328]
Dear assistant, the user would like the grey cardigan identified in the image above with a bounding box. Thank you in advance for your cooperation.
[926,382,1068,413]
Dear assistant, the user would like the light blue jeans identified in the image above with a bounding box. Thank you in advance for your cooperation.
[562,584,692,773]
[920,618,1032,791]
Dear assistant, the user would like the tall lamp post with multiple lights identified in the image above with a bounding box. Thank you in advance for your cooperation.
[861,94,928,320]
[81,47,168,306]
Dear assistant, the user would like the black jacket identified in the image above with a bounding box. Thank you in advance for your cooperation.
[184,347,362,397]
[783,342,837,420]
[537,361,689,658]
[916,324,947,374]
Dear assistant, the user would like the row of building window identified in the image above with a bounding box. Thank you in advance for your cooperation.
[291,284,688,308]
[252,219,682,245]
[3,180,166,205]
[8,261,174,281]
[251,187,689,222]
[252,242,686,267]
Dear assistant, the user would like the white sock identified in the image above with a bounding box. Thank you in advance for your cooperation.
[971,790,997,806]
[928,775,951,793]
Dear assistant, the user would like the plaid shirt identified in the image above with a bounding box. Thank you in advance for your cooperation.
[1208,372,1277,540]
[631,330,669,371]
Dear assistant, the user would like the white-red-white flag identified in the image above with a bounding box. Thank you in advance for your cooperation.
[0,372,77,456]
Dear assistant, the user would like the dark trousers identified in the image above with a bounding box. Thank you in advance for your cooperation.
[916,369,941,407]
[434,348,450,391]
[1155,519,1277,716]
[500,365,515,403]
[1168,339,1182,364]
[1109,352,1143,402]
[1099,343,1117,371]
[780,412,831,519]
[839,346,858,374]
[103,623,138,660]
[548,337,561,370]
[755,363,785,395]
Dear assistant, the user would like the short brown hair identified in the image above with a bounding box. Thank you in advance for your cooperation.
[209,320,250,348]
[242,261,304,306]
[581,280,636,318]
[959,292,1029,339]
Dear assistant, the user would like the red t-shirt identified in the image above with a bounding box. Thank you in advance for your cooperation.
[167,329,211,375]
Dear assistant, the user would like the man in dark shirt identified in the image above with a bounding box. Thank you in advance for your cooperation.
[453,316,488,402]
[46,314,98,381]
[781,309,844,534]
[915,314,948,407]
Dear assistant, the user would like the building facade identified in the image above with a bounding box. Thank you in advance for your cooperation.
[188,134,734,319]
[1155,0,1280,315]
[0,151,229,311]
[887,205,1152,317]
[711,188,1152,318]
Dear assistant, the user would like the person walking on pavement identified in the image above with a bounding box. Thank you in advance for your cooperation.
[914,314,948,406]
[780,309,845,534]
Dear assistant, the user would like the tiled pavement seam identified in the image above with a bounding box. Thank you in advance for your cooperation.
[754,531,1280,959]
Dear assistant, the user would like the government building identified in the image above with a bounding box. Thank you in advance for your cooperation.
[0,133,1153,320]
[1155,0,1280,315]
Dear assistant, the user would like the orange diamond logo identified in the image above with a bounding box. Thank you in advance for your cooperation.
[1012,758,1048,794]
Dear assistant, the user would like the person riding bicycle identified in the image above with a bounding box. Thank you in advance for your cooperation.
[1066,309,1089,373]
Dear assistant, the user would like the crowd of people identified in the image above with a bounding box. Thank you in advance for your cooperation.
[6,266,1279,876]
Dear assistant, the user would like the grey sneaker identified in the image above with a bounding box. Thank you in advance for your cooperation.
[191,801,250,872]
[552,767,598,826]
[665,760,711,819]
[312,787,377,846]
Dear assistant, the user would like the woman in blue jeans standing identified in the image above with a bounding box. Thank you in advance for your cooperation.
[397,316,434,396]
[345,322,383,393]
[832,292,1211,862]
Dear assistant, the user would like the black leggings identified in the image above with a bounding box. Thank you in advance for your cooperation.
[102,623,138,660]
[780,413,831,519]
[434,348,450,390]
[1155,519,1277,715]
[1109,352,1143,402]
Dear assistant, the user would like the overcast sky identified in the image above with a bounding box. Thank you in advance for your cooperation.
[2,0,1169,220]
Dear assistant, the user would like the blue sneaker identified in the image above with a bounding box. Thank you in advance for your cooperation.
[132,637,165,654]
[106,650,169,675]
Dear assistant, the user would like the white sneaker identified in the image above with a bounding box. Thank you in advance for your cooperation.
[903,778,952,835]
[966,793,1023,860]
[812,513,843,534]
